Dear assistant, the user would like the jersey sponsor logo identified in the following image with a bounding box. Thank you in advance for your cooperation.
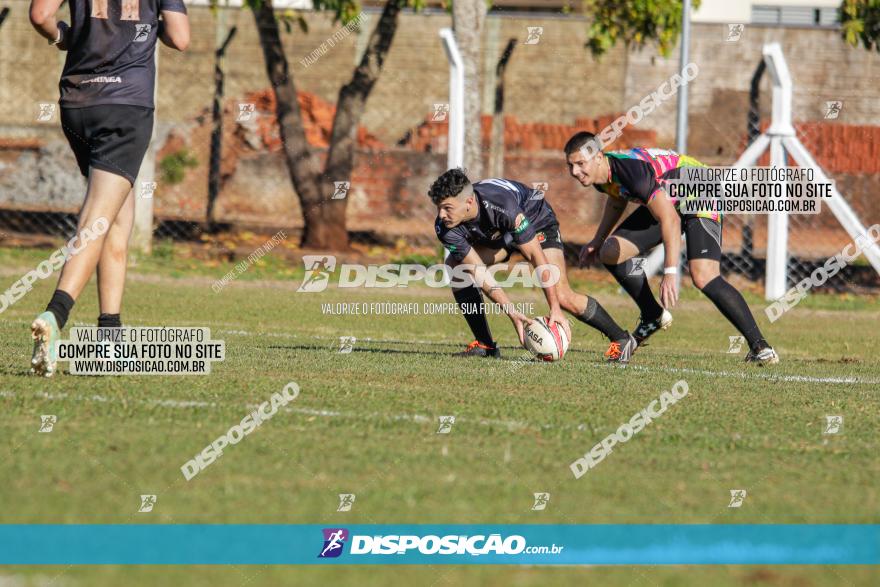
[134,24,151,42]
[514,214,530,235]
[80,76,123,85]
[536,231,546,243]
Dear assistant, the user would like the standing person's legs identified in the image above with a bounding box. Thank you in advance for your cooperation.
[32,105,153,376]
[96,188,135,327]
[684,216,777,364]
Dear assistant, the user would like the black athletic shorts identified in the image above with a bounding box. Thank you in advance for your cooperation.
[501,222,565,254]
[466,222,564,262]
[612,206,722,261]
[60,105,155,186]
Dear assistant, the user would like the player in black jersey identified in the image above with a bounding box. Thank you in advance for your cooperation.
[28,0,189,376]
[563,132,778,365]
[430,168,638,363]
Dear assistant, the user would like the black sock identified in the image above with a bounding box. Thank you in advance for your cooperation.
[604,259,664,321]
[98,313,122,328]
[575,296,627,342]
[452,285,494,347]
[701,276,767,351]
[45,289,75,329]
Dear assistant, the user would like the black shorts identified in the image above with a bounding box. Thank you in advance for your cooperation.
[60,105,155,186]
[500,222,565,254]
[612,206,722,261]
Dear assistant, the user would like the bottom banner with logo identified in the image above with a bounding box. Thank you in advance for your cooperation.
[1,525,876,564]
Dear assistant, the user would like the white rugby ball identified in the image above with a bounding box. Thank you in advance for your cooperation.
[524,317,570,362]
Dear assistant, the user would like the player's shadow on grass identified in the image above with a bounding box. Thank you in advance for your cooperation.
[267,344,451,357]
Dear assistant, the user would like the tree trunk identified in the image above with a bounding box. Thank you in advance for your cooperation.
[452,0,487,178]
[323,0,405,250]
[251,1,327,248]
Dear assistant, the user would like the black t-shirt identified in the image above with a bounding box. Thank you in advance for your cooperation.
[435,179,558,262]
[59,0,188,109]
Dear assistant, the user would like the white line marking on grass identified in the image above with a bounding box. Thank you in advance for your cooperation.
[216,328,880,386]
[6,320,873,386]
[625,364,880,385]
[0,391,535,431]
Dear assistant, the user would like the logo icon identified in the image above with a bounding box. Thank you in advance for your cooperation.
[337,494,356,512]
[338,336,356,354]
[728,489,747,508]
[331,181,350,200]
[318,528,349,558]
[237,103,256,122]
[726,24,745,42]
[436,416,456,434]
[134,24,151,43]
[431,103,450,122]
[138,494,157,513]
[298,255,337,293]
[525,27,544,45]
[727,335,746,354]
[140,181,157,199]
[823,415,843,435]
[530,182,548,200]
[36,103,56,122]
[39,415,57,433]
[628,258,647,276]
[531,492,550,511]
[823,101,842,120]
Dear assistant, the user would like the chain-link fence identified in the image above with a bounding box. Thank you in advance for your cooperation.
[1,3,878,291]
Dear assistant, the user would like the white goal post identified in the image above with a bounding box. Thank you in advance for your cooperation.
[647,42,880,300]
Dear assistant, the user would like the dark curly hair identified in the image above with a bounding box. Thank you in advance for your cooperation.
[428,168,470,205]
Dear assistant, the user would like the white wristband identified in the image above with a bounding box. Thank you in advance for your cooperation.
[50,27,63,46]
[663,266,678,275]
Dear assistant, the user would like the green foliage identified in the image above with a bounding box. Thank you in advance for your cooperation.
[840,0,880,52]
[584,0,702,57]
[159,149,198,185]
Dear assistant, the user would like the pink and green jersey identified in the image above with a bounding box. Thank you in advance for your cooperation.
[594,148,719,221]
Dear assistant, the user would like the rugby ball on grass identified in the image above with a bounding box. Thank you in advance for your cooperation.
[524,317,570,362]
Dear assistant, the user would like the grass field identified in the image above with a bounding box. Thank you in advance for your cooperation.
[1,245,878,586]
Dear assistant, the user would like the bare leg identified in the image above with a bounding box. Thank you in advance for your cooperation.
[56,169,133,301]
[97,188,135,315]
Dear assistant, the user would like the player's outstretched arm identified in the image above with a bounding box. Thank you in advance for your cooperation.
[160,9,190,51]
[458,248,533,346]
[646,189,681,309]
[28,0,67,48]
[580,198,627,267]
[518,239,572,342]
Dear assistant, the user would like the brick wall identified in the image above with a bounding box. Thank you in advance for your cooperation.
[1,2,878,252]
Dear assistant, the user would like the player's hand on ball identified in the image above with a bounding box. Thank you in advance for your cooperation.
[660,274,679,309]
[548,308,572,342]
[579,239,602,267]
[509,311,534,346]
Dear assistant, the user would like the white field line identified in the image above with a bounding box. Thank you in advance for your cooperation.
[215,328,880,386]
[4,319,876,386]
[0,390,535,432]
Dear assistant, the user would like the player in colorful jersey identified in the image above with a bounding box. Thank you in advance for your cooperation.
[563,132,778,365]
[430,168,638,363]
